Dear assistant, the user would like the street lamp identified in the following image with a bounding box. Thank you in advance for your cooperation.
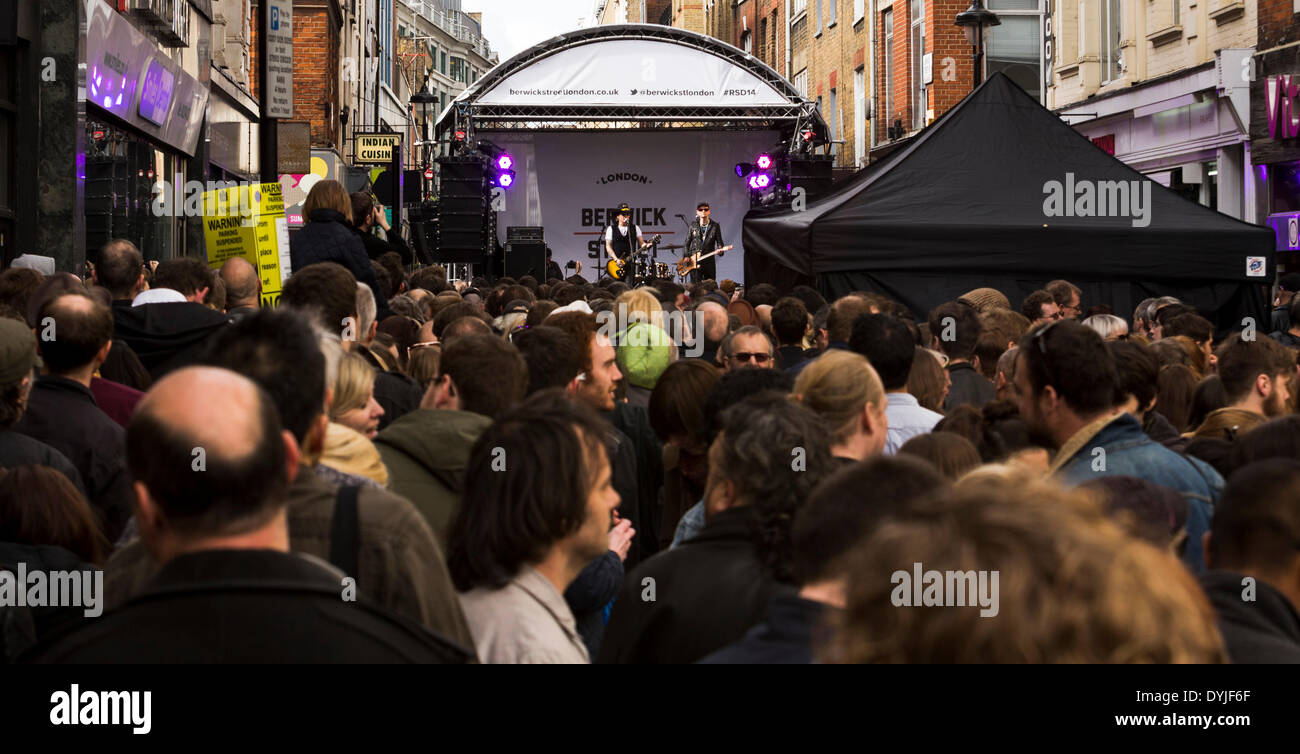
[954,0,1001,89]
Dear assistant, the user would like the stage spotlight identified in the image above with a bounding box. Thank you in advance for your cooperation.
[497,154,513,170]
[747,173,771,190]
[756,154,773,170]
[495,168,516,188]
[735,162,756,178]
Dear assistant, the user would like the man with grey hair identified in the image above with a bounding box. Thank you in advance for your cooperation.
[599,392,834,664]
[355,281,378,346]
[219,257,261,321]
[721,325,775,372]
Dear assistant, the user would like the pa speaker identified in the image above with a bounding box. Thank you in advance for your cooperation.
[788,157,834,201]
[505,242,546,280]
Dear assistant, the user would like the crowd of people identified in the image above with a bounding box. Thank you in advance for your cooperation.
[2,180,1299,663]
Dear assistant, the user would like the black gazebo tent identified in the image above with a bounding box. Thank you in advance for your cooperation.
[743,73,1274,331]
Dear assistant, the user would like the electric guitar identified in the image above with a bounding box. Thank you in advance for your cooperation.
[676,245,734,277]
[605,234,661,280]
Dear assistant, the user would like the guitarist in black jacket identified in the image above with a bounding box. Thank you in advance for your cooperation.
[684,202,725,283]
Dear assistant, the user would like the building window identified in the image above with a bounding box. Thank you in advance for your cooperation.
[986,0,1045,102]
[793,68,809,97]
[1100,0,1121,83]
[854,66,866,165]
[793,0,808,18]
[829,0,837,25]
[441,51,447,75]
[815,0,823,34]
[855,0,865,23]
[910,0,925,129]
[883,8,894,128]
[743,30,753,54]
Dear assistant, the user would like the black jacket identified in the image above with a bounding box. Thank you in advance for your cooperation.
[563,551,624,659]
[1144,410,1189,454]
[0,542,99,663]
[355,224,413,265]
[685,221,724,280]
[699,593,830,664]
[1270,304,1290,335]
[24,549,472,663]
[1201,570,1300,664]
[290,209,386,312]
[777,345,807,371]
[611,402,664,562]
[0,429,85,494]
[13,376,132,542]
[597,507,785,664]
[943,361,996,412]
[111,300,231,379]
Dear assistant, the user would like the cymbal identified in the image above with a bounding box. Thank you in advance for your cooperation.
[660,243,684,251]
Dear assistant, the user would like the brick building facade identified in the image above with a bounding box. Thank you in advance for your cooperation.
[1050,0,1256,222]
[250,0,343,150]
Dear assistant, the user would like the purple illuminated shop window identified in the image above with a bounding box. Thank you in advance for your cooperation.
[138,60,175,127]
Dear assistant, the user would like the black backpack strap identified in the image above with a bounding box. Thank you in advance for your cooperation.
[329,485,362,578]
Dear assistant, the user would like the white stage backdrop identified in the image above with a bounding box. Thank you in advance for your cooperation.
[487,130,780,284]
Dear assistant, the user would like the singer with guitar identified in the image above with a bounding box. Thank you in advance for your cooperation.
[680,202,732,283]
[605,202,659,280]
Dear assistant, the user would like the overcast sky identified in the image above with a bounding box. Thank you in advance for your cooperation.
[463,0,596,63]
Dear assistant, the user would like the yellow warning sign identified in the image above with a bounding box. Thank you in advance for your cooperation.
[201,182,290,308]
[355,134,401,164]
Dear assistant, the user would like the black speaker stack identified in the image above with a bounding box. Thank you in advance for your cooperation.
[435,156,493,264]
[788,156,834,202]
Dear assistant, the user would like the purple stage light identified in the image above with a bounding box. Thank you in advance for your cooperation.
[756,154,773,170]
[497,154,513,170]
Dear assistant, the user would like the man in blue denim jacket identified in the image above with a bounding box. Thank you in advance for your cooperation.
[1015,320,1222,572]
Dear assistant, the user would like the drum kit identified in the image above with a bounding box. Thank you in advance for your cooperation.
[603,236,687,284]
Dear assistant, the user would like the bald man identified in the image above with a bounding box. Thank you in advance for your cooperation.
[692,300,729,366]
[219,257,261,321]
[28,367,470,663]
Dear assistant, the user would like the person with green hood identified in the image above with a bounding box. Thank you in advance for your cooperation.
[374,335,529,544]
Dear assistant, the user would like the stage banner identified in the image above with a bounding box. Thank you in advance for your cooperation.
[485,130,779,284]
[475,39,791,108]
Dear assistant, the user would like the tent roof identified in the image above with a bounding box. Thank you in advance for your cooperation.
[744,73,1272,288]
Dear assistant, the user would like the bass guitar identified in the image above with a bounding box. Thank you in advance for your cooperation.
[676,245,734,277]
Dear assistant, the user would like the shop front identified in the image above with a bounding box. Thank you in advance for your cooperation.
[79,2,209,265]
[1250,45,1300,277]
[1057,55,1255,224]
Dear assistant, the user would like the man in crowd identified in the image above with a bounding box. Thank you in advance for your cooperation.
[449,393,621,663]
[351,192,413,265]
[1195,333,1296,436]
[376,334,528,541]
[690,300,729,366]
[0,317,85,490]
[1270,297,1300,348]
[109,252,230,378]
[702,456,948,663]
[1020,290,1061,329]
[1201,459,1300,663]
[15,292,131,541]
[104,308,474,648]
[1015,320,1221,572]
[1271,273,1300,335]
[279,262,420,430]
[976,308,1030,382]
[770,297,811,371]
[219,257,261,322]
[599,393,833,664]
[850,313,942,453]
[29,366,468,663]
[1046,279,1083,320]
[721,325,775,372]
[1108,340,1185,452]
[929,300,995,411]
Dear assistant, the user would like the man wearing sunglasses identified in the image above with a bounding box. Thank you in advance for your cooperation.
[721,326,775,372]
[1015,319,1222,573]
